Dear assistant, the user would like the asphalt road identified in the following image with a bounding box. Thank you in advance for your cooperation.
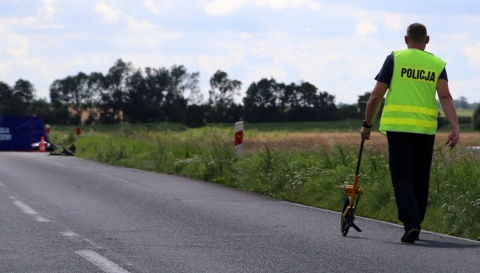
[0,152,478,273]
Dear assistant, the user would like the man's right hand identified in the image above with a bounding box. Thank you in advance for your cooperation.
[360,127,371,140]
[445,129,460,148]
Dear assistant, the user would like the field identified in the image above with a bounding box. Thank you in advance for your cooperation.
[50,121,480,241]
[454,108,475,117]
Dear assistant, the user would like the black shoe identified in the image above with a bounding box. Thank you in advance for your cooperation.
[401,229,420,243]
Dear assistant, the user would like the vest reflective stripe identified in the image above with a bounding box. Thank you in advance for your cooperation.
[379,49,446,135]
[383,105,438,117]
[381,117,437,129]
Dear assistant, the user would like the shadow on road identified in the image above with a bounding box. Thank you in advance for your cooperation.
[413,239,480,249]
[342,233,480,249]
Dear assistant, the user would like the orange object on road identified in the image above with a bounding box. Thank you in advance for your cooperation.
[39,136,46,152]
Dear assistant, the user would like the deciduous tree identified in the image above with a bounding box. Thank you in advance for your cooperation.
[208,70,241,122]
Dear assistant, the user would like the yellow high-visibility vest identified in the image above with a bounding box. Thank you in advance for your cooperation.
[379,49,446,135]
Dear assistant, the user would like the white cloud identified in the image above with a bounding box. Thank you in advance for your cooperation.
[141,0,173,14]
[201,0,321,16]
[347,7,405,35]
[142,0,160,13]
[384,14,404,30]
[126,17,156,32]
[119,18,185,50]
[355,21,377,36]
[124,17,184,40]
[246,66,286,82]
[463,41,480,70]
[462,15,480,24]
[201,0,246,16]
[94,0,122,22]
[198,55,233,74]
[256,0,321,10]
[38,0,56,19]
[0,22,30,58]
[1,0,480,105]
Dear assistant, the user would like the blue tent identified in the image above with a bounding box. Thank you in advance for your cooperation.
[0,116,49,151]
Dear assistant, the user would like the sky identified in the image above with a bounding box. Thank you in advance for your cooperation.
[1,0,480,105]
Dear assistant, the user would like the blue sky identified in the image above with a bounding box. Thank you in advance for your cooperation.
[1,0,480,104]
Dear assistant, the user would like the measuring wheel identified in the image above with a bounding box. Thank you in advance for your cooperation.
[341,197,352,236]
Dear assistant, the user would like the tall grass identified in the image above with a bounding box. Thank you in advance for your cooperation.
[53,124,480,241]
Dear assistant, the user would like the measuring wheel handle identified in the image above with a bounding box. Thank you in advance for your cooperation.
[340,196,363,236]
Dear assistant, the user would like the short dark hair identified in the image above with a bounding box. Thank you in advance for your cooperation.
[406,23,427,42]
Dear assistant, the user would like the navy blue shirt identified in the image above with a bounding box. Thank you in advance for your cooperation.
[375,53,448,85]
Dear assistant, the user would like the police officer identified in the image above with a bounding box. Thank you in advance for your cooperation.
[360,23,460,243]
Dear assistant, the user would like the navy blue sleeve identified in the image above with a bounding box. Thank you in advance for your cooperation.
[439,67,448,81]
[374,53,394,85]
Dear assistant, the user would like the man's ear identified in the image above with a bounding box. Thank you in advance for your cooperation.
[404,36,409,44]
[425,35,430,44]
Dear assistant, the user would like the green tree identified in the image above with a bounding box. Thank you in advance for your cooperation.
[125,68,155,123]
[337,103,359,119]
[163,65,197,122]
[13,79,35,106]
[185,104,208,128]
[85,72,106,124]
[208,70,241,122]
[357,91,384,121]
[243,78,285,122]
[30,98,55,124]
[49,72,90,124]
[0,81,27,115]
[101,59,134,123]
[315,89,338,121]
[0,82,13,115]
[283,82,337,121]
[454,96,469,109]
[357,92,371,119]
[123,65,199,123]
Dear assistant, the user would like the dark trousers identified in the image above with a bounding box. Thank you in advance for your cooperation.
[386,131,435,231]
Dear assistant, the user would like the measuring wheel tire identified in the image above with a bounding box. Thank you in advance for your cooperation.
[341,197,351,236]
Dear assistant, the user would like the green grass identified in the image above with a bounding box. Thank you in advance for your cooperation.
[439,107,473,118]
[50,123,480,241]
[239,120,365,132]
[455,108,474,117]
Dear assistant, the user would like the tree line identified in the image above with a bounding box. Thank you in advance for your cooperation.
[1,58,479,129]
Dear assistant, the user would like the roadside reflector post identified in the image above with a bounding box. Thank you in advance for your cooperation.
[234,121,244,156]
[76,127,82,138]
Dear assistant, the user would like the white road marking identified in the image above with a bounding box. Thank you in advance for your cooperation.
[9,196,50,222]
[6,195,131,270]
[283,201,480,244]
[61,230,79,237]
[99,173,133,184]
[76,250,130,273]
[99,172,154,192]
[83,238,104,250]
[61,230,104,249]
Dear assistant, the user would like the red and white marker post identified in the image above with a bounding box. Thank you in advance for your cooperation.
[76,127,82,138]
[234,121,244,156]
